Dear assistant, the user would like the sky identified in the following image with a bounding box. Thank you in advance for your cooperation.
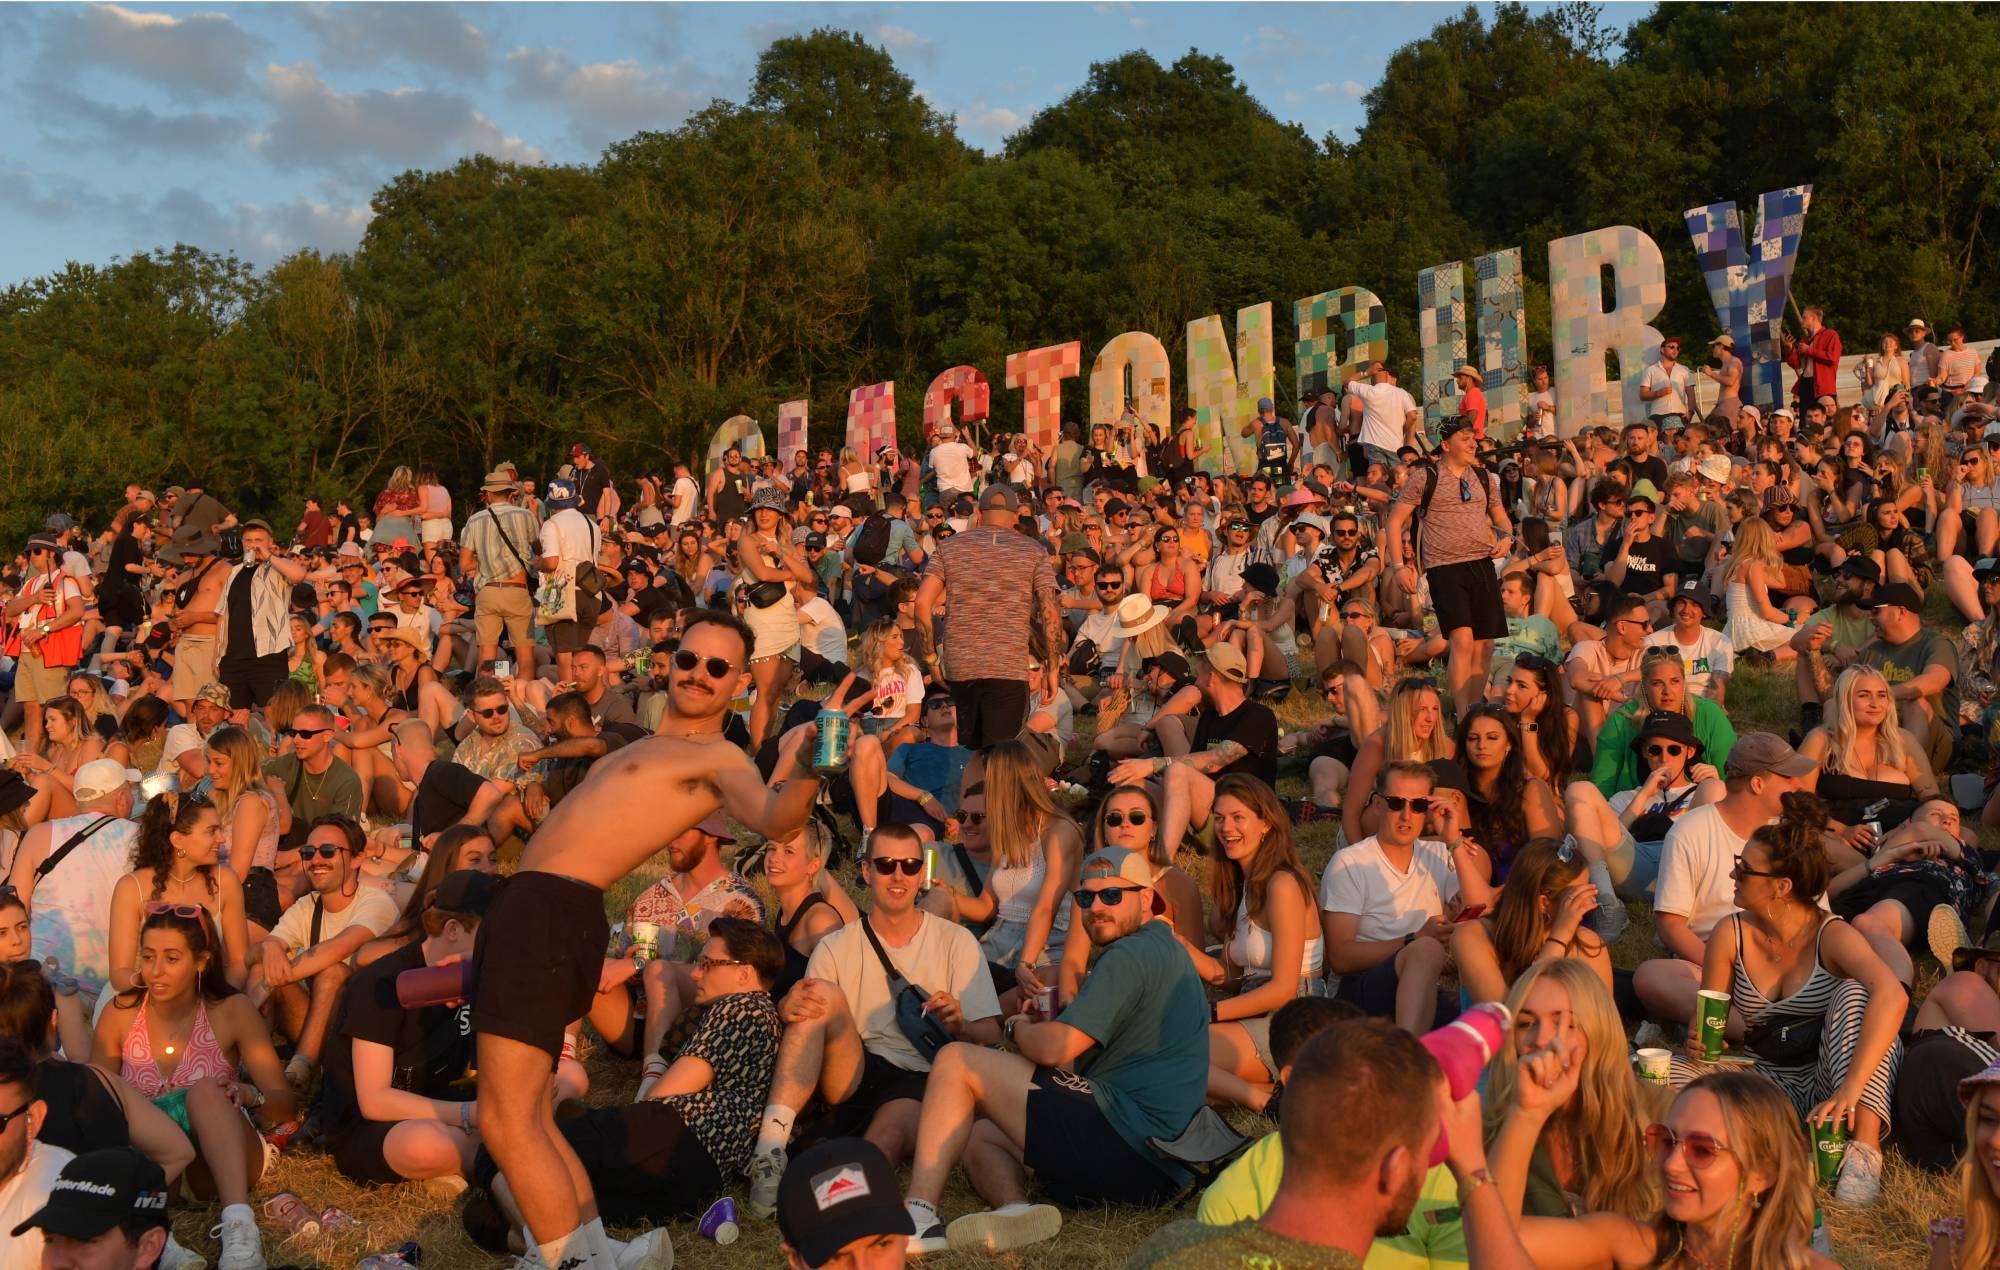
[0,1,1607,288]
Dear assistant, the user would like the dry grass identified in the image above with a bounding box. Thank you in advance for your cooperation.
[183,658,1960,1269]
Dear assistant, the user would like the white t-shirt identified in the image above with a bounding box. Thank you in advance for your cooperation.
[928,441,977,493]
[537,507,597,569]
[863,658,925,721]
[0,1141,73,1270]
[668,476,700,526]
[1347,381,1419,453]
[1644,626,1734,700]
[804,912,1000,1072]
[1640,361,1695,417]
[795,596,848,664]
[1319,835,1460,943]
[1071,608,1128,673]
[1652,803,1748,938]
[161,723,206,775]
[270,886,398,956]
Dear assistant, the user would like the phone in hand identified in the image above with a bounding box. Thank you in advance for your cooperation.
[1451,904,1488,924]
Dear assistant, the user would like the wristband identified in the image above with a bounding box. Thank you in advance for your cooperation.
[1457,1167,1494,1198]
[459,1101,472,1133]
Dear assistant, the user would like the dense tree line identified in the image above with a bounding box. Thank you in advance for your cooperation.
[2,2,1996,541]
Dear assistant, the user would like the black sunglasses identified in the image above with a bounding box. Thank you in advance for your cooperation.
[299,844,349,861]
[1645,744,1686,758]
[958,811,985,825]
[1102,810,1149,828]
[672,649,734,679]
[1380,795,1432,813]
[0,1098,33,1134]
[284,726,331,740]
[868,856,924,876]
[472,706,509,719]
[1730,858,1782,880]
[1072,885,1145,909]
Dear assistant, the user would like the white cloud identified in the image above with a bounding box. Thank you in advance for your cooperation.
[255,62,542,172]
[504,47,702,149]
[295,2,490,77]
[956,103,1023,136]
[26,82,242,155]
[875,24,936,61]
[40,3,261,98]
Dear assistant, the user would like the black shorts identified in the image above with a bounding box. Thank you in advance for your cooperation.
[880,792,945,838]
[795,1049,931,1147]
[1020,1067,1177,1207]
[1830,873,1953,930]
[217,652,290,710]
[1333,956,1461,1028]
[1891,1029,1995,1173]
[328,1119,409,1187]
[475,1102,722,1224]
[546,591,603,654]
[469,872,608,1061]
[946,678,1030,751]
[1424,558,1507,641]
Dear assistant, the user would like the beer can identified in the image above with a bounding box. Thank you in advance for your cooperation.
[1812,1118,1848,1186]
[1032,986,1055,1020]
[923,846,941,890]
[812,708,851,774]
[629,922,661,963]
[1696,989,1730,1062]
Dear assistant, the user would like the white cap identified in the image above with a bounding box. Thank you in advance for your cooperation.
[72,758,139,804]
[1971,375,1991,395]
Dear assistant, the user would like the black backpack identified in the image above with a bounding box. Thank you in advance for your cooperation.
[1410,458,1492,563]
[852,513,895,567]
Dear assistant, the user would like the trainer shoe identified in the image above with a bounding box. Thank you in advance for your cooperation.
[161,1234,207,1270]
[905,1200,949,1256]
[1930,903,1971,970]
[211,1215,266,1270]
[1833,1139,1883,1206]
[744,1144,787,1219]
[612,1227,674,1270]
[946,1202,1063,1253]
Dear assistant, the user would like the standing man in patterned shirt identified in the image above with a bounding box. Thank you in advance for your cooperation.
[915,486,1063,751]
[459,469,542,689]
[1382,417,1514,713]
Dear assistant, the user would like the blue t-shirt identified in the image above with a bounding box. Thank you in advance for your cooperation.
[886,741,972,813]
[1058,918,1209,1183]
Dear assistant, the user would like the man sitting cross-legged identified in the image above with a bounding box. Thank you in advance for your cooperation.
[901,845,1209,1256]
[743,824,1000,1219]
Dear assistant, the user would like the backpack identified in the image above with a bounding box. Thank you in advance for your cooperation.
[1410,458,1492,566]
[852,513,894,568]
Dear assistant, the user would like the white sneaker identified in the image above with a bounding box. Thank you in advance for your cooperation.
[946,1202,1063,1253]
[1930,903,1971,970]
[1833,1140,1884,1206]
[744,1144,787,1219]
[612,1228,674,1270]
[161,1234,207,1270]
[905,1202,949,1256]
[211,1215,266,1270]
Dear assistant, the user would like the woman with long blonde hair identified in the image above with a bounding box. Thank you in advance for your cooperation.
[1943,1061,2000,1269]
[939,740,1081,1008]
[1342,677,1453,845]
[1720,515,1798,658]
[1801,665,1936,834]
[1489,1066,1830,1268]
[1483,958,1654,1221]
[203,725,280,884]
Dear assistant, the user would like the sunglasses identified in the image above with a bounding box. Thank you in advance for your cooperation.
[1381,795,1432,813]
[1626,508,1652,518]
[0,1099,33,1134]
[1341,610,1368,622]
[299,844,349,861]
[1730,858,1781,880]
[1102,810,1150,828]
[1333,528,1360,537]
[695,956,748,973]
[1072,885,1146,909]
[1645,744,1686,759]
[958,811,985,826]
[1644,1124,1735,1170]
[868,856,925,876]
[142,902,203,920]
[473,706,510,719]
[672,649,734,679]
[1096,581,1123,591]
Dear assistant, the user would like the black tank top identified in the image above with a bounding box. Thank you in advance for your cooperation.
[35,1059,130,1157]
[774,892,831,1000]
[713,475,749,522]
[224,565,257,658]
[1815,769,1918,831]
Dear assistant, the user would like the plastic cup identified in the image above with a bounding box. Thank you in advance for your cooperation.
[629,923,660,963]
[1696,989,1730,1061]
[1419,1002,1511,1169]
[1634,1047,1672,1085]
[698,1197,739,1245]
[1812,1118,1848,1186]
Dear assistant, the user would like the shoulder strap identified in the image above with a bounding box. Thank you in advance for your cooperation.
[487,508,534,576]
[35,816,118,883]
[951,844,983,898]
[309,893,325,947]
[858,915,910,992]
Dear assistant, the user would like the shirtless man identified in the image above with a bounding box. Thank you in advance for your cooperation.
[162,526,228,713]
[469,609,822,1270]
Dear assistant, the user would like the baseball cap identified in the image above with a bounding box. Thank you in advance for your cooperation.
[1872,581,1924,613]
[1671,576,1716,614]
[12,1149,170,1241]
[804,532,827,550]
[429,870,501,916]
[43,513,77,532]
[1256,396,1275,412]
[1839,556,1883,582]
[1080,846,1154,887]
[1908,318,1930,331]
[696,812,737,843]
[1203,642,1249,684]
[776,1138,914,1268]
[978,484,1019,513]
[71,758,139,804]
[1723,732,1816,780]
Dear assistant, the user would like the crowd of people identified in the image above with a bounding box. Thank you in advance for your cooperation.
[0,321,1998,1270]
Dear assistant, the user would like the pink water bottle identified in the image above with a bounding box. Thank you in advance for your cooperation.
[1418,1002,1511,1165]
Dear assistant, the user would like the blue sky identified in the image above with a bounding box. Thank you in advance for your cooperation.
[0,1,1621,287]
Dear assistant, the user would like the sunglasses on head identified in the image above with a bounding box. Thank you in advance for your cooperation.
[143,902,203,920]
[1381,795,1432,813]
[1072,885,1145,909]
[672,649,734,679]
[868,856,924,876]
[299,844,349,861]
[1643,1124,1734,1170]
[1102,810,1150,828]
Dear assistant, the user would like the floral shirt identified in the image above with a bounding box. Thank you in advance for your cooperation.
[625,872,764,961]
[453,722,544,787]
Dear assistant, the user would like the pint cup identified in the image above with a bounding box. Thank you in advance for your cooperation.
[1634,1048,1672,1085]
[699,1197,739,1244]
[628,922,661,963]
[1696,990,1730,1062]
[395,961,474,1010]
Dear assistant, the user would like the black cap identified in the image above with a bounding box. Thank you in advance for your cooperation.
[1976,558,2000,582]
[1839,556,1883,583]
[1241,563,1282,596]
[1671,576,1716,615]
[1427,758,1471,798]
[1141,650,1192,682]
[428,870,501,916]
[1103,498,1129,516]
[1953,928,2000,973]
[776,1138,914,1268]
[804,532,827,550]
[1631,709,1699,754]
[12,1148,169,1240]
[1872,581,1924,613]
[1437,415,1476,441]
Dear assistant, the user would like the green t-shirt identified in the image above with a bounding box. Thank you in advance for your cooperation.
[1129,1219,1366,1269]
[1060,918,1209,1185]
[1589,696,1737,798]
[1798,605,1873,655]
[1196,1134,1467,1269]
[261,753,364,824]
[1863,631,1962,737]
[1665,500,1725,566]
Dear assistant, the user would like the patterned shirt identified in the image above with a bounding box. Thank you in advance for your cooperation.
[661,991,781,1175]
[453,722,544,787]
[1395,462,1499,570]
[924,525,1058,683]
[625,872,765,961]
[459,503,542,588]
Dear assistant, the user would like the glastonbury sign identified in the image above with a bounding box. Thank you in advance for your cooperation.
[708,185,1811,475]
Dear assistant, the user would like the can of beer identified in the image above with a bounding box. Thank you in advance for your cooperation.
[923,846,941,890]
[1032,986,1055,1020]
[1812,1117,1849,1186]
[628,922,661,963]
[812,708,851,774]
[1696,989,1730,1062]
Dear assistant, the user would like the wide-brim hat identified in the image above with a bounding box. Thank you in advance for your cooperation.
[480,468,518,493]
[1114,594,1168,639]
[749,486,790,515]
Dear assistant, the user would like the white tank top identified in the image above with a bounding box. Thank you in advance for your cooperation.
[1227,894,1323,982]
[989,843,1071,943]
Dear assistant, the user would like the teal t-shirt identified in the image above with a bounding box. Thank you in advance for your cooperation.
[1494,613,1559,663]
[1059,917,1209,1184]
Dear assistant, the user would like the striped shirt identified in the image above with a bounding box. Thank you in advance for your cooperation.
[925,526,1058,682]
[1396,462,1499,569]
[459,503,542,587]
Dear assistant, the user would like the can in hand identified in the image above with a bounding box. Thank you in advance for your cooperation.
[1032,986,1055,1020]
[923,845,941,890]
[628,922,661,963]
[1696,989,1730,1062]
[812,708,851,774]
[1812,1117,1849,1185]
